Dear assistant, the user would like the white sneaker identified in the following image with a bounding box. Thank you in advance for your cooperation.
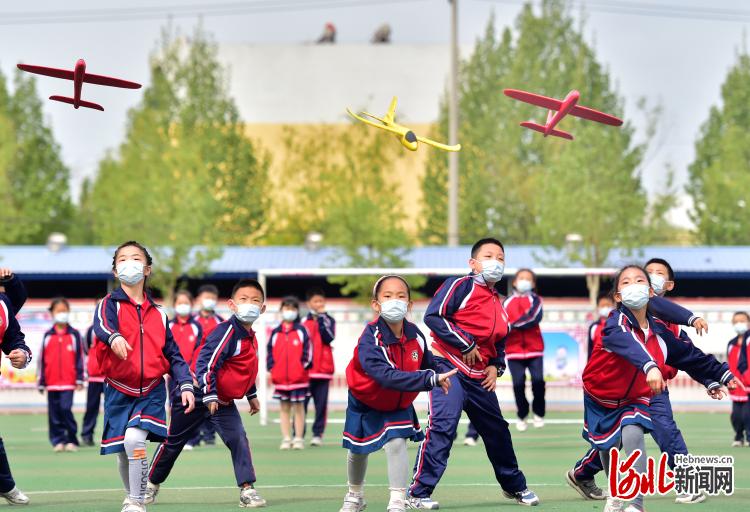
[406,496,439,509]
[0,487,29,505]
[603,497,626,512]
[280,438,291,450]
[183,443,194,451]
[731,440,742,447]
[533,415,544,428]
[144,482,159,505]
[239,486,267,508]
[292,437,305,450]
[623,507,642,512]
[121,498,146,512]
[339,492,366,512]
[675,492,706,504]
[463,437,477,447]
[502,488,540,506]
[53,443,64,453]
[310,436,323,447]
[388,498,406,512]
[64,443,78,452]
[516,419,528,432]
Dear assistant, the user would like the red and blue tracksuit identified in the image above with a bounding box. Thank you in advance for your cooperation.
[343,317,436,454]
[267,321,313,402]
[167,316,202,403]
[38,324,84,446]
[190,312,223,444]
[410,274,528,498]
[81,324,106,443]
[93,287,192,455]
[503,291,545,420]
[149,316,259,487]
[727,331,750,443]
[303,312,335,438]
[587,317,607,361]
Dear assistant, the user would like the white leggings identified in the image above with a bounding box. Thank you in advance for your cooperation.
[117,427,149,503]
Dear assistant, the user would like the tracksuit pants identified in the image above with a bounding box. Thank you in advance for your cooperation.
[409,357,527,497]
[731,400,750,442]
[81,381,104,441]
[303,378,330,438]
[465,421,478,440]
[148,398,256,487]
[48,390,78,446]
[507,357,545,420]
[187,418,217,446]
[0,438,16,493]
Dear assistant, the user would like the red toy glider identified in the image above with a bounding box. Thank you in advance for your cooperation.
[503,89,623,140]
[17,59,141,112]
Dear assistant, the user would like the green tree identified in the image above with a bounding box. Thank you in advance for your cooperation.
[688,50,750,244]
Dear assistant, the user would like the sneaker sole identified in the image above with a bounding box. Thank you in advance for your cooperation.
[675,495,707,504]
[406,501,437,510]
[502,491,539,506]
[239,500,267,508]
[565,470,598,500]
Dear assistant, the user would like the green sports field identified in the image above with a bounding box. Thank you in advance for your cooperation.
[2,411,748,511]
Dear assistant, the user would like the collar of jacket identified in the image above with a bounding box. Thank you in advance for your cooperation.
[375,316,418,345]
[47,324,74,336]
[229,314,253,339]
[110,286,157,309]
[617,304,662,336]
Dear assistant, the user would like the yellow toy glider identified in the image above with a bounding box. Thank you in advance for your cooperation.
[346,97,461,152]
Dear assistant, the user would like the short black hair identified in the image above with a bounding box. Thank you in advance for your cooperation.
[733,311,750,322]
[645,258,674,281]
[231,279,265,301]
[372,275,411,300]
[197,284,219,296]
[596,290,614,303]
[173,289,194,304]
[514,268,536,282]
[280,296,300,322]
[49,296,70,312]
[471,237,504,259]
[306,287,326,301]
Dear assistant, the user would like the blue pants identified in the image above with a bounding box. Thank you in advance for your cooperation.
[410,358,527,497]
[48,390,78,446]
[465,420,478,440]
[149,398,256,487]
[0,438,16,493]
[304,378,330,437]
[81,381,104,441]
[187,418,217,446]
[507,357,545,419]
[730,401,750,442]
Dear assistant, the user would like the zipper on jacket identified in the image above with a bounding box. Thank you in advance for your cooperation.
[58,335,63,383]
[136,305,144,397]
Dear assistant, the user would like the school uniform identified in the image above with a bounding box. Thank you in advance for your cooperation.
[343,317,436,454]
[92,288,192,455]
[38,324,83,446]
[148,316,259,487]
[267,321,313,402]
[503,291,545,419]
[189,313,222,445]
[409,274,528,498]
[81,325,106,443]
[587,316,607,362]
[0,293,31,493]
[302,312,335,438]
[166,316,202,405]
[727,331,750,443]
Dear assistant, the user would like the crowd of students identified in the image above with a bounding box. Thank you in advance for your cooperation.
[0,238,749,512]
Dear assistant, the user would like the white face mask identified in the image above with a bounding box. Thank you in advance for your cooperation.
[201,298,217,311]
[734,322,749,335]
[235,303,261,324]
[648,273,666,295]
[116,260,145,286]
[598,307,612,319]
[479,259,504,283]
[54,312,69,324]
[281,310,297,322]
[174,304,192,317]
[379,299,408,323]
[619,283,650,310]
[515,279,533,293]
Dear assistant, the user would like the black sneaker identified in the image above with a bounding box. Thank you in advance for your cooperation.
[81,437,95,447]
[565,470,605,500]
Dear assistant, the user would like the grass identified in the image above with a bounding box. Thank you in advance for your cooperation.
[1,411,748,511]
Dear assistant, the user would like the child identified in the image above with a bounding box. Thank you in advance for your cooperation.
[340,275,456,512]
[268,296,312,450]
[93,241,195,512]
[589,292,615,361]
[583,264,738,512]
[38,297,84,452]
[81,307,106,447]
[145,278,267,509]
[302,288,336,446]
[727,311,750,447]
[503,268,545,431]
[409,238,539,508]
[0,270,31,506]
[168,290,202,368]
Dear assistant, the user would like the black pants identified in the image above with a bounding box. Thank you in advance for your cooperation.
[303,379,330,437]
[731,401,750,442]
[465,421,478,440]
[47,390,78,446]
[507,357,545,420]
[81,381,104,441]
[0,438,16,493]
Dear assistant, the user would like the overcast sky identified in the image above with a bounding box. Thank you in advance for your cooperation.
[1,0,748,227]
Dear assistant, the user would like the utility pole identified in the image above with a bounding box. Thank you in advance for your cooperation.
[447,0,460,246]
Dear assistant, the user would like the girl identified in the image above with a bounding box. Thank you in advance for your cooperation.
[583,265,739,512]
[503,269,545,431]
[340,276,455,512]
[93,241,195,512]
[267,296,312,450]
[727,311,750,447]
[38,297,83,452]
[169,290,203,368]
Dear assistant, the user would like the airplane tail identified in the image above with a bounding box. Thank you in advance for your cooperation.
[49,95,104,111]
[520,121,573,140]
[384,96,398,123]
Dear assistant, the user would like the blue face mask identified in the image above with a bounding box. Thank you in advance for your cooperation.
[379,299,408,323]
[620,284,650,310]
[480,259,504,283]
[235,303,261,323]
[648,273,666,295]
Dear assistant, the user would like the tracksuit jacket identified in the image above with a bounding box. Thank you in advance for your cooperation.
[38,325,83,391]
[503,291,544,360]
[303,312,336,379]
[267,321,313,391]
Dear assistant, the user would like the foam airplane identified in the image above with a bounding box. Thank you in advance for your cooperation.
[346,97,461,152]
[17,59,141,111]
[503,89,623,140]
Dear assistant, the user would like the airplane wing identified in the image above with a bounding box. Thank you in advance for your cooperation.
[83,73,141,89]
[569,105,623,126]
[503,89,563,111]
[346,108,403,136]
[17,64,74,81]
[361,111,389,124]
[416,135,461,152]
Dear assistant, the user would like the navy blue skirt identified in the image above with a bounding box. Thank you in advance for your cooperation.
[582,393,653,451]
[342,392,424,454]
[101,381,169,455]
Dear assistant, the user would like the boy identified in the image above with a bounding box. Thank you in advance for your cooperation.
[727,312,750,447]
[302,288,336,446]
[81,321,106,446]
[589,292,615,361]
[145,279,267,508]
